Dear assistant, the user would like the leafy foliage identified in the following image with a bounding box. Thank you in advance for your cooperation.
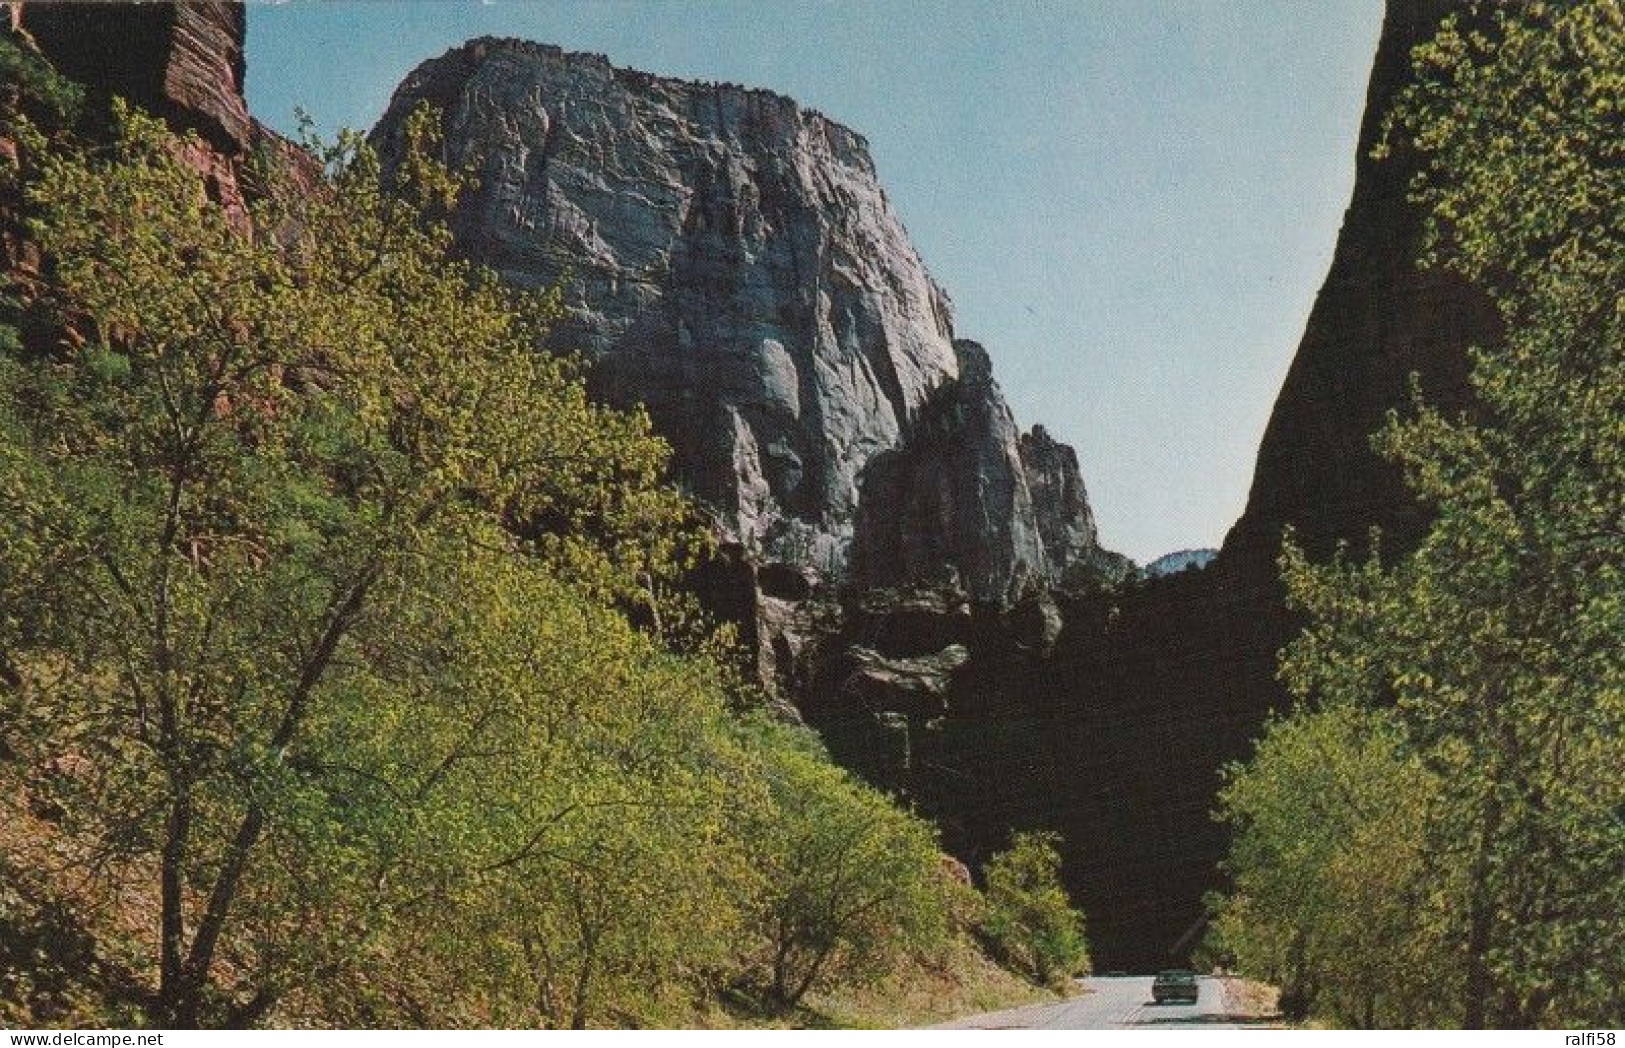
[1207,704,1450,1026]
[0,36,83,133]
[979,831,1089,988]
[0,96,701,1025]
[1212,1,1625,1028]
[0,92,974,1029]
[740,719,956,1011]
[309,561,760,1028]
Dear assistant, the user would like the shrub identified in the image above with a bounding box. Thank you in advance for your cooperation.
[980,831,1089,987]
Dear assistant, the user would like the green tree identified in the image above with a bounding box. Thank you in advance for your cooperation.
[319,556,758,1029]
[742,721,954,1011]
[1207,703,1450,1027]
[0,101,699,1026]
[0,82,996,1029]
[979,831,1089,988]
[1222,1,1624,1028]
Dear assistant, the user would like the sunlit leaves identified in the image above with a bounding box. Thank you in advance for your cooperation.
[1214,1,1625,1029]
[979,831,1089,989]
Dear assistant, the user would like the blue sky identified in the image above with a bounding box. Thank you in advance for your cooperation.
[246,0,1384,563]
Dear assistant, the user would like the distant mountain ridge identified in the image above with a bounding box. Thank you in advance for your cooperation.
[1140,549,1217,579]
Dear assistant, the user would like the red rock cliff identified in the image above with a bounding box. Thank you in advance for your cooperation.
[16,1,250,155]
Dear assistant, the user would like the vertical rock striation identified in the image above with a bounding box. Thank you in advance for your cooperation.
[12,0,1497,974]
[17,1,251,155]
[9,1,317,234]
[849,339,1047,605]
[370,39,1114,604]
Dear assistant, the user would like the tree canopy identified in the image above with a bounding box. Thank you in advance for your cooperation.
[1210,1,1624,1028]
[979,831,1090,989]
[0,90,974,1028]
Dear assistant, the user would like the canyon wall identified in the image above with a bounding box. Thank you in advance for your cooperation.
[370,39,1113,607]
[1221,0,1499,576]
[8,0,1495,972]
[845,0,1498,970]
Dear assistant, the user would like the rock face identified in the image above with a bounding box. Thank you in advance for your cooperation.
[1020,425,1100,585]
[371,40,1112,604]
[363,14,1501,971]
[1221,0,1498,574]
[830,0,1497,971]
[849,339,1048,604]
[17,1,251,155]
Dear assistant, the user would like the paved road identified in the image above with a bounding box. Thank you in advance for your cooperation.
[936,975,1276,1030]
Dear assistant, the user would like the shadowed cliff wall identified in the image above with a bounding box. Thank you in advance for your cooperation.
[807,0,1498,971]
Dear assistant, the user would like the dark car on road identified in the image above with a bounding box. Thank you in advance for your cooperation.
[1152,969,1200,1004]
